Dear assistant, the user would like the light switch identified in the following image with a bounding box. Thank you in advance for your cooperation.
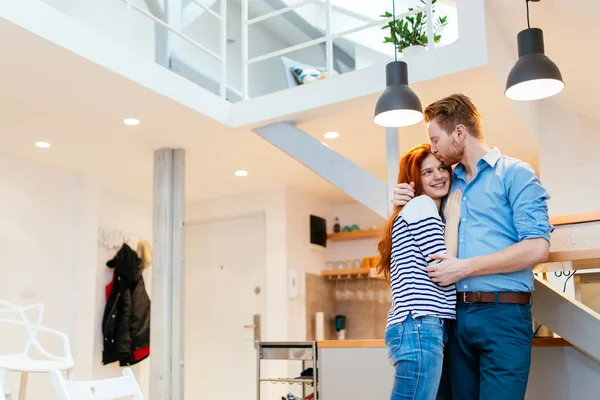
[288,269,298,299]
[19,286,38,299]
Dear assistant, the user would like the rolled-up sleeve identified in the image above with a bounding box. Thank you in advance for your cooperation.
[506,163,554,243]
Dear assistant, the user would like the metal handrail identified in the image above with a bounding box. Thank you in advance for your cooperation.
[240,0,436,100]
[247,0,318,25]
[191,0,223,22]
[121,0,230,98]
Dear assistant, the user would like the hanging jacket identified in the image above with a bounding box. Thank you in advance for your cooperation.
[102,243,151,366]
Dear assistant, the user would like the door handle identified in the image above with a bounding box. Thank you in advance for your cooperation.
[243,325,256,329]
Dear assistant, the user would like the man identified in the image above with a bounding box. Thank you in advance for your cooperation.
[392,94,552,400]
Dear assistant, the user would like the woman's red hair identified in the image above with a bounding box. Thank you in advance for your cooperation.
[376,144,451,283]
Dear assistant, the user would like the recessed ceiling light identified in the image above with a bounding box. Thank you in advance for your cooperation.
[35,141,51,149]
[124,118,140,126]
[234,170,248,177]
[324,131,339,139]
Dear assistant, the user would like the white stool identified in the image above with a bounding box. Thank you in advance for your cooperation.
[0,302,74,400]
[50,368,144,400]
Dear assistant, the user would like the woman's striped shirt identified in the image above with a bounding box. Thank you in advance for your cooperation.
[387,195,456,328]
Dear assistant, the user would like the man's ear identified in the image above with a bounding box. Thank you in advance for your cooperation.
[455,124,467,142]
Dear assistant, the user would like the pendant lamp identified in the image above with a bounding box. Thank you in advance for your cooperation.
[505,0,564,101]
[374,0,423,127]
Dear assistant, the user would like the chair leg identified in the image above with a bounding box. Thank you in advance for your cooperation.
[18,372,28,400]
[0,369,8,400]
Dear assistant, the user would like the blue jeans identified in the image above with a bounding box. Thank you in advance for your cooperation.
[385,316,448,400]
[436,302,533,400]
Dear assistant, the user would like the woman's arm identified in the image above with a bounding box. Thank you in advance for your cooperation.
[443,190,462,258]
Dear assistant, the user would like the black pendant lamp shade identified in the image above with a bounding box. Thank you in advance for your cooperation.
[505,28,564,101]
[374,61,423,127]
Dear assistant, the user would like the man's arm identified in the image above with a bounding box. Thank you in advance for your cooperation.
[468,238,549,275]
[428,162,553,286]
[428,239,549,286]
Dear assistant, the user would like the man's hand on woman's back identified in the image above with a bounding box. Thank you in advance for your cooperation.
[392,182,415,208]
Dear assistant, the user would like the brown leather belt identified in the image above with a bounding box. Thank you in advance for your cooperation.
[457,292,531,305]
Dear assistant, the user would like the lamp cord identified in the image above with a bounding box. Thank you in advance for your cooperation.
[392,0,397,61]
[526,0,531,29]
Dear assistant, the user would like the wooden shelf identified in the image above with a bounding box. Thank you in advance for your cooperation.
[532,337,572,347]
[323,211,600,242]
[321,268,372,277]
[550,211,600,226]
[367,248,600,275]
[370,268,385,280]
[317,337,571,348]
[535,248,600,273]
[327,229,381,242]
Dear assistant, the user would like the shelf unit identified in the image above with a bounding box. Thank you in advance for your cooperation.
[256,341,318,400]
[365,248,600,279]
[316,337,572,348]
[321,267,372,278]
[324,210,600,243]
[550,211,600,226]
[327,229,380,242]
[535,248,600,273]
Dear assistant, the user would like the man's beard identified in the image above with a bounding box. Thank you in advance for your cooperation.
[436,146,463,165]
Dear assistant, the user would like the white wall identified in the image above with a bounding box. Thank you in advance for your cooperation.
[0,156,95,398]
[186,187,287,399]
[537,100,600,215]
[94,190,153,398]
[285,189,331,342]
[327,203,384,263]
[41,0,157,62]
[0,155,153,398]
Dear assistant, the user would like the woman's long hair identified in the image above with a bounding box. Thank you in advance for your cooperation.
[376,144,451,283]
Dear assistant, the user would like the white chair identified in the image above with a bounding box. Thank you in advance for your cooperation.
[50,368,144,400]
[0,301,74,400]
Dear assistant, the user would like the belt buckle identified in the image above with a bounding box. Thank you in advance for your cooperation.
[462,292,474,304]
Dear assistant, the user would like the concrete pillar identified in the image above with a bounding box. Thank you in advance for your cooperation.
[150,148,186,400]
[386,127,399,216]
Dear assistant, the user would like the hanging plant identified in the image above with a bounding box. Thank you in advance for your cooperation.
[381,0,448,53]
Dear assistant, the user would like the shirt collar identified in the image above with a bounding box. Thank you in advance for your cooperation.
[453,147,501,180]
[482,147,502,168]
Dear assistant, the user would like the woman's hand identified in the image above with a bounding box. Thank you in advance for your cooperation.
[444,189,462,222]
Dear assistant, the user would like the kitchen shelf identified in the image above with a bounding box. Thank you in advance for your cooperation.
[550,211,600,226]
[366,248,600,276]
[534,248,600,273]
[327,229,381,242]
[532,337,572,347]
[325,211,600,242]
[317,337,571,348]
[370,268,385,280]
[259,378,314,385]
[321,268,372,278]
[257,341,318,399]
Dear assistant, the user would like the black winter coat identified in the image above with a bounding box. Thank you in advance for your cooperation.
[102,243,151,366]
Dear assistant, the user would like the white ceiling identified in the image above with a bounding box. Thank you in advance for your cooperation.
[486,0,600,122]
[1,0,592,204]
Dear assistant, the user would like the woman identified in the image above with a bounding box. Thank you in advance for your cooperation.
[377,143,461,400]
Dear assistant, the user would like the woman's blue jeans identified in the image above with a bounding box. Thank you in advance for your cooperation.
[385,316,448,400]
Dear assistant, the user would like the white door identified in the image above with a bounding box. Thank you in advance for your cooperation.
[185,214,266,399]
